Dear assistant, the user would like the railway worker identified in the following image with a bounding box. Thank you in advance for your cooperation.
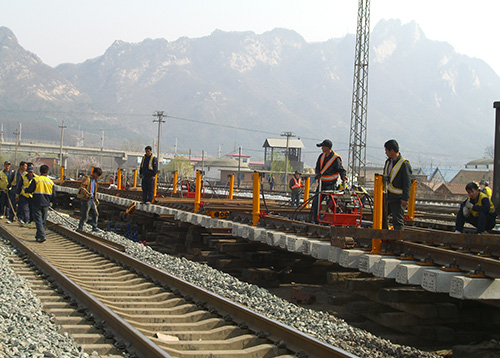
[289,171,303,207]
[312,139,347,223]
[24,165,55,243]
[139,145,158,204]
[77,167,102,232]
[0,161,14,218]
[17,164,37,226]
[6,161,26,223]
[383,139,412,231]
[455,182,497,234]
[479,180,492,199]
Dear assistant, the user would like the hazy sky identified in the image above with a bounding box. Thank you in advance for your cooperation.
[2,0,500,75]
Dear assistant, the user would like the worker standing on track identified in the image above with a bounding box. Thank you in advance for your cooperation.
[24,165,55,243]
[77,167,102,232]
[455,182,497,234]
[383,139,412,231]
[17,164,37,226]
[7,161,26,223]
[139,145,158,204]
[0,161,14,218]
[289,171,303,207]
[312,139,347,223]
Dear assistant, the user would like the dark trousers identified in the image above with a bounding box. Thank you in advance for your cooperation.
[33,206,49,241]
[312,181,336,223]
[78,199,99,230]
[7,190,17,221]
[387,199,405,230]
[0,190,8,216]
[455,203,496,233]
[18,196,31,223]
[291,190,300,207]
[142,176,155,203]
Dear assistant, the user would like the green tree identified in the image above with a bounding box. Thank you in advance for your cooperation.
[166,155,193,180]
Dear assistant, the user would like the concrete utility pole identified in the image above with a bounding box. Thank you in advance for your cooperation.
[493,102,500,210]
[281,131,295,191]
[13,129,20,165]
[152,111,166,163]
[237,146,242,189]
[348,0,371,185]
[59,120,67,169]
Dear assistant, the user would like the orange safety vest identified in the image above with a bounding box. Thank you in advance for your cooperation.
[319,152,340,182]
[291,177,302,189]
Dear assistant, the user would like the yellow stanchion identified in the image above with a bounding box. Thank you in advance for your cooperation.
[407,179,417,221]
[252,172,260,226]
[60,165,64,184]
[371,174,384,254]
[132,169,137,188]
[117,168,122,190]
[152,174,158,203]
[228,174,235,200]
[194,170,202,212]
[173,171,178,194]
[304,176,311,208]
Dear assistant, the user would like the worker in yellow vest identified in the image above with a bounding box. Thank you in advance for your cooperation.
[24,165,55,243]
[479,180,492,199]
[17,164,37,226]
[455,182,497,234]
[0,161,14,218]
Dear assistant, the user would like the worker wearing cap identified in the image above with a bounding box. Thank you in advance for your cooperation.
[312,139,347,222]
[139,145,158,204]
[6,161,25,223]
[24,165,55,243]
[0,161,14,218]
[289,171,303,207]
[17,165,37,226]
[479,180,492,199]
[383,139,412,230]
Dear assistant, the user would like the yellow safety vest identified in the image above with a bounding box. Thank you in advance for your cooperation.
[21,173,38,198]
[141,154,156,171]
[470,191,495,217]
[384,157,409,195]
[34,176,54,195]
[0,170,9,190]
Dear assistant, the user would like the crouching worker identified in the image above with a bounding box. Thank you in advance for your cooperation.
[455,182,497,234]
[24,165,55,242]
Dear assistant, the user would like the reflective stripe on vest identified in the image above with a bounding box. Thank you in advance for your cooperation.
[141,155,155,171]
[34,176,54,195]
[384,157,408,195]
[21,173,37,198]
[0,170,8,190]
[470,191,495,217]
[291,177,301,189]
[319,153,340,182]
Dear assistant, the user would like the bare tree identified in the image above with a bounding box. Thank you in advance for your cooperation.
[484,145,494,159]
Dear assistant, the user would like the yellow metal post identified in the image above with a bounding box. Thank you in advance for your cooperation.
[60,165,64,183]
[252,172,260,226]
[407,179,417,221]
[117,169,122,190]
[371,174,384,254]
[132,169,137,188]
[304,176,311,207]
[153,174,158,203]
[173,171,178,194]
[194,170,202,212]
[228,174,235,200]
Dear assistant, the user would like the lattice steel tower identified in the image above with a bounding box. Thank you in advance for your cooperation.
[348,0,371,185]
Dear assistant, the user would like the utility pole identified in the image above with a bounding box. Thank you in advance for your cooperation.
[13,129,20,165]
[152,111,166,163]
[281,131,295,191]
[18,122,22,145]
[0,124,3,155]
[237,146,242,189]
[100,129,104,166]
[59,120,66,169]
[348,0,371,185]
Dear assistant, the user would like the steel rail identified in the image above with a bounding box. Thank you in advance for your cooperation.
[0,223,172,358]
[49,220,358,358]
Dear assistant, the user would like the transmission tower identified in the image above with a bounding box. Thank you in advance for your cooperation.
[348,0,371,185]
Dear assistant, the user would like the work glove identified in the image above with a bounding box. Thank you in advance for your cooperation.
[462,207,470,218]
[464,200,474,210]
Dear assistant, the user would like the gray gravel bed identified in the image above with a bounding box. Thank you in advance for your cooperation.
[57,212,441,358]
[0,239,90,358]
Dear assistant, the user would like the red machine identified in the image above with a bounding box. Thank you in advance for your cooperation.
[180,180,205,198]
[317,190,363,227]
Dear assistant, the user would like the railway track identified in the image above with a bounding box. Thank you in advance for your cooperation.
[0,218,357,358]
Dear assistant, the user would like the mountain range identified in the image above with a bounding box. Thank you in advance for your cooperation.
[0,19,498,167]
